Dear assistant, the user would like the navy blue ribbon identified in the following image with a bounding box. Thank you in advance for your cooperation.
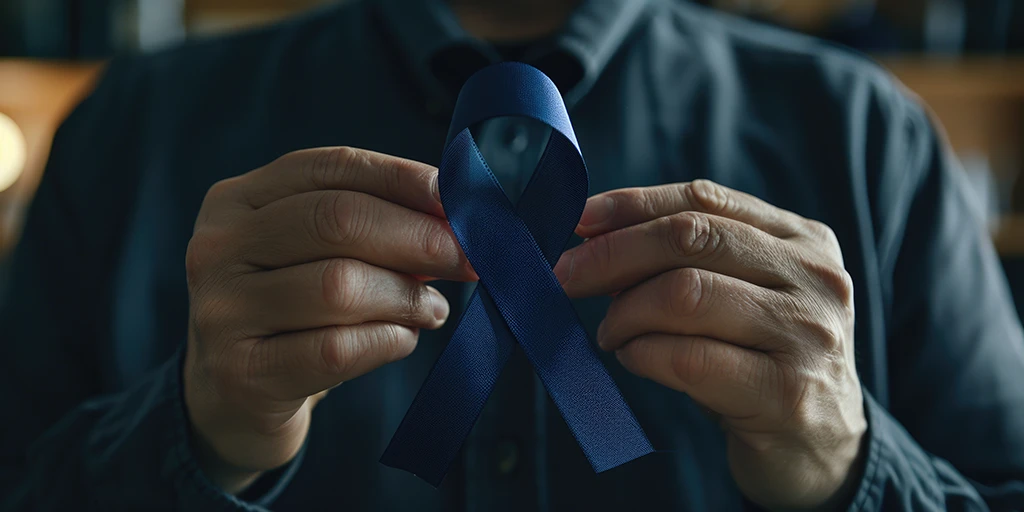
[380,62,653,487]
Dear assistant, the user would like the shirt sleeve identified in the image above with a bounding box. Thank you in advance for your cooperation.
[845,80,1024,511]
[0,58,302,511]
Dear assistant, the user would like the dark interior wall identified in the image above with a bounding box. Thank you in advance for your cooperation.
[0,0,115,59]
[3,0,1021,58]
[0,0,29,56]
[696,0,1024,53]
[963,0,1019,52]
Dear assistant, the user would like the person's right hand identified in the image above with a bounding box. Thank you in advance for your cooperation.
[182,147,476,494]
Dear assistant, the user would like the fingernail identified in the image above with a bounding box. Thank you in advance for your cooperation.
[614,349,627,365]
[596,320,609,350]
[427,286,449,322]
[579,196,615,227]
[431,174,441,203]
[552,251,575,285]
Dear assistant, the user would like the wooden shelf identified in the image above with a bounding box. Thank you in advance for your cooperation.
[879,58,1024,182]
[879,56,1024,99]
[882,56,1024,260]
[186,0,326,9]
[184,0,330,34]
[995,215,1024,258]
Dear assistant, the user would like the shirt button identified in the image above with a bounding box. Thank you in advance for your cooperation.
[503,123,530,154]
[494,438,520,476]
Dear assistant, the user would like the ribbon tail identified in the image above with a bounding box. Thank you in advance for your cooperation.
[383,62,654,486]
[443,130,656,475]
[477,278,655,474]
[380,286,514,486]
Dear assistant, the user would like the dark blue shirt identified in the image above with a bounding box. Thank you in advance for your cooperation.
[2,0,1024,510]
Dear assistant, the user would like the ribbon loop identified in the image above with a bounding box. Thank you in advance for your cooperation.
[381,62,652,487]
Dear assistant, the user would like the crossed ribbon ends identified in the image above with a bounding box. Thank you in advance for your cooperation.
[380,62,653,487]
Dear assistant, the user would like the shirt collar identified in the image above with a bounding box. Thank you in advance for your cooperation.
[373,0,653,113]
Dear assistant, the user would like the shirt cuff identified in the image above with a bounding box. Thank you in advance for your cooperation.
[845,390,889,511]
[165,345,305,510]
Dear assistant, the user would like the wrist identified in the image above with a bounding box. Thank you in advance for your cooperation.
[183,336,309,495]
[808,388,869,511]
[190,424,265,495]
[812,426,868,511]
[182,352,262,494]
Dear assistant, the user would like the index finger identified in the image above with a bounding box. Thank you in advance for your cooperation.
[576,180,810,240]
[237,147,443,217]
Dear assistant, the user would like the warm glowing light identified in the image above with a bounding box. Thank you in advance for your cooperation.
[0,112,27,193]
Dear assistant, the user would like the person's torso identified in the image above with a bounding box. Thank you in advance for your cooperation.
[94,1,897,509]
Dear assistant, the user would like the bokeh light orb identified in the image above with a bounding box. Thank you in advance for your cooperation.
[0,112,27,193]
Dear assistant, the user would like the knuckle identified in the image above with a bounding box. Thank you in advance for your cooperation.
[311,192,372,247]
[804,259,855,305]
[635,188,662,219]
[340,195,376,247]
[418,222,450,263]
[402,284,431,324]
[319,325,418,379]
[318,326,357,377]
[310,192,340,245]
[584,232,617,274]
[321,259,366,316]
[684,179,732,214]
[804,220,845,262]
[672,339,710,387]
[821,347,851,384]
[378,156,411,201]
[801,314,846,352]
[666,268,711,318]
[203,178,237,204]
[805,219,836,243]
[185,228,228,287]
[410,166,437,198]
[376,323,418,363]
[664,212,719,260]
[308,146,361,189]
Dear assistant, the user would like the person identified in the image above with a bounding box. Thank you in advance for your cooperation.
[1,0,1022,509]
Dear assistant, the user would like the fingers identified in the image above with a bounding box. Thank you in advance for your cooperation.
[596,268,787,352]
[239,190,476,281]
[555,210,796,298]
[249,322,420,401]
[615,334,774,419]
[237,147,444,217]
[576,180,811,240]
[234,259,450,337]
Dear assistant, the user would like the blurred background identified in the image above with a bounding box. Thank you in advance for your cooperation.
[0,0,1022,319]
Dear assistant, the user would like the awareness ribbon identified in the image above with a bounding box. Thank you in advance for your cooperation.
[380,62,653,487]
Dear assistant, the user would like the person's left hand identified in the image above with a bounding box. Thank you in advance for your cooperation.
[553,180,867,511]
